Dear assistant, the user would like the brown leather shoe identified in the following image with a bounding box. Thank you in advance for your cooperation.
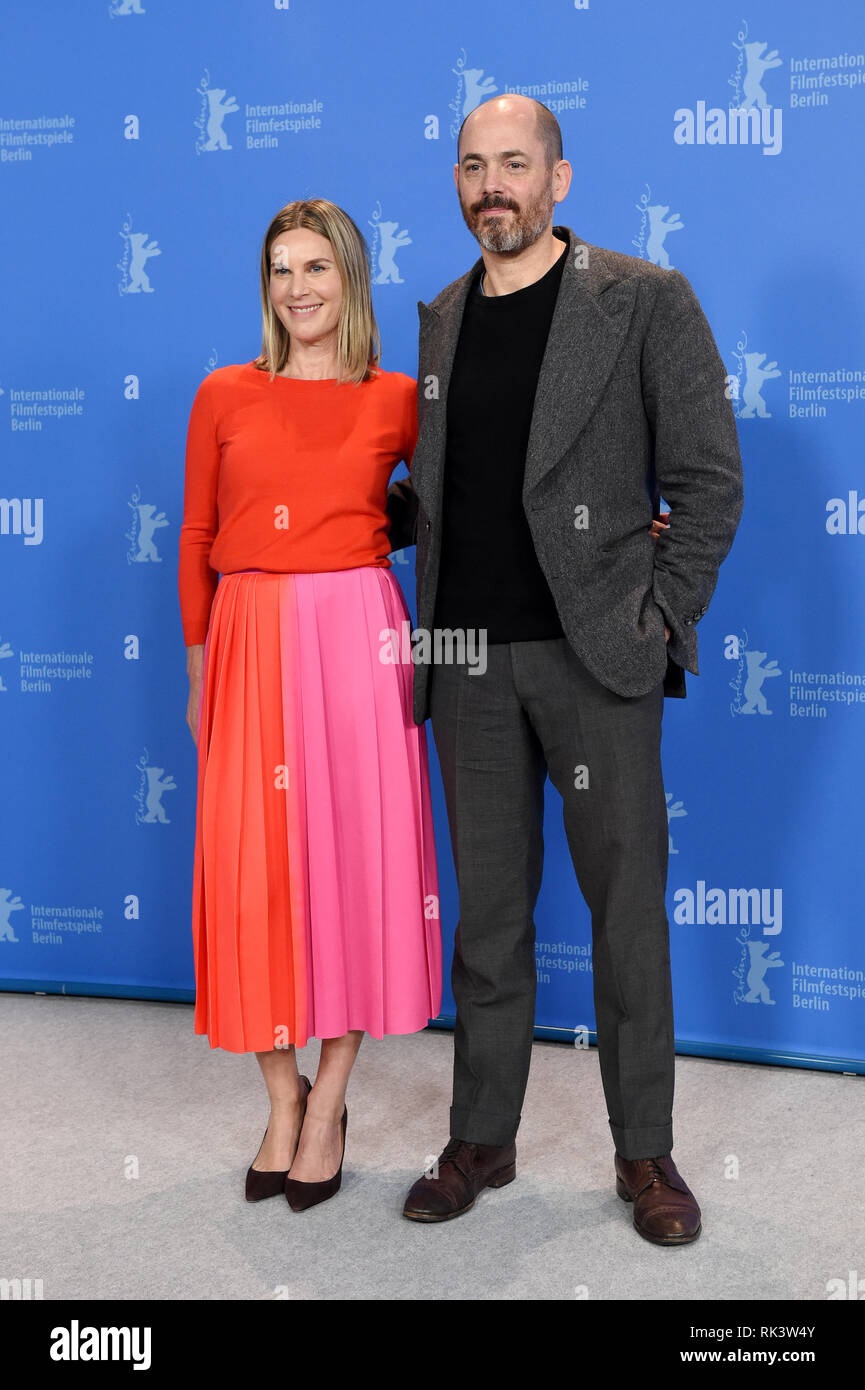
[403,1138,517,1222]
[614,1152,702,1245]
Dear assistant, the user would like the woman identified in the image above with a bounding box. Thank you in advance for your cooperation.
[178,199,442,1212]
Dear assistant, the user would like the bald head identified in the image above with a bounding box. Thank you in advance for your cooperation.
[453,93,571,257]
[458,94,563,169]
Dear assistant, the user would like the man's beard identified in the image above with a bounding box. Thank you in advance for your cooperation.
[461,184,556,253]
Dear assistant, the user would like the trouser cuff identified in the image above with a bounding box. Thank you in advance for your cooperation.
[450,1105,520,1149]
[609,1119,673,1160]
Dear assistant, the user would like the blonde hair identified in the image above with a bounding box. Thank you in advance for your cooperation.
[252,199,381,385]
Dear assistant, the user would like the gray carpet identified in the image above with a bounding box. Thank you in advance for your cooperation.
[1,991,859,1300]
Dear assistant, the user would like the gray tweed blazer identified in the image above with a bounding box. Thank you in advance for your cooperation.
[387,225,744,727]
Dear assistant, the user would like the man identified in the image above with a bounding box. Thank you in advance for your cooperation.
[387,94,743,1243]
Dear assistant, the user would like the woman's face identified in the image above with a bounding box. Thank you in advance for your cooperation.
[269,227,343,353]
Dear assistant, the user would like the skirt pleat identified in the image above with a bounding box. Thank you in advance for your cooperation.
[190,566,442,1053]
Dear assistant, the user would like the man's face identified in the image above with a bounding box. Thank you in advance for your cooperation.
[455,106,557,254]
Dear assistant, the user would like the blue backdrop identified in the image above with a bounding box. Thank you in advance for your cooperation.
[2,1,863,1074]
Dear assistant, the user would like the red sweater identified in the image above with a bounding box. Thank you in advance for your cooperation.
[178,361,417,645]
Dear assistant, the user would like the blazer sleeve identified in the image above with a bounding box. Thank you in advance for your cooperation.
[178,374,220,646]
[642,268,744,675]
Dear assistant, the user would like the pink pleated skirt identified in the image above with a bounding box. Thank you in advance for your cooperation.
[191,566,442,1053]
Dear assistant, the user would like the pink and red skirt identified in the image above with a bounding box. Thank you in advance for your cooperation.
[191,566,442,1053]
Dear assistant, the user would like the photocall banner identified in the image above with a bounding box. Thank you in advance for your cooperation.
[2,1,863,1073]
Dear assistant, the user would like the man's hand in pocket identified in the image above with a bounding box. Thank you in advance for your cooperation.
[650,513,672,641]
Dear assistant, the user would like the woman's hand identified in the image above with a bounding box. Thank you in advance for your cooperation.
[186,645,205,742]
[650,513,672,642]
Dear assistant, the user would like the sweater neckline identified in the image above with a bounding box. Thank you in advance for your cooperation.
[264,367,338,382]
[247,360,340,382]
[473,232,568,305]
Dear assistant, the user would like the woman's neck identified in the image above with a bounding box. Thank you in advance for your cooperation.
[278,343,339,380]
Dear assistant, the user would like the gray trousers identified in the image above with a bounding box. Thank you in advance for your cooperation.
[428,638,674,1160]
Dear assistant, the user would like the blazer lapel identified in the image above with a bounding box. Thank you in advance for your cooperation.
[413,227,639,518]
[412,264,479,523]
[523,230,639,496]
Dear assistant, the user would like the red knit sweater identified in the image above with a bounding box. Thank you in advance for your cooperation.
[178,360,417,645]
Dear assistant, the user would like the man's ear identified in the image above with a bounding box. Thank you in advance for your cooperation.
[553,159,573,205]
